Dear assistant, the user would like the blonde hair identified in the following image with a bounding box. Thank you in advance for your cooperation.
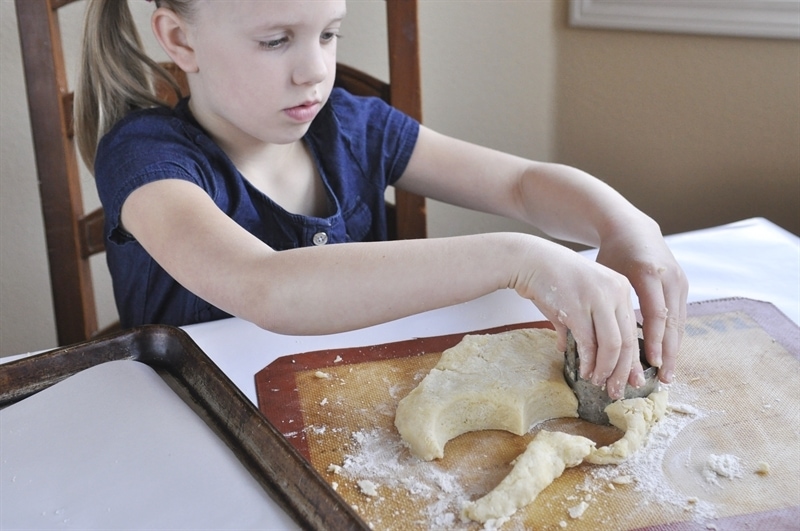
[75,0,194,172]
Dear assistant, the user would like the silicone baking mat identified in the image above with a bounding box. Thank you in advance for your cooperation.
[256,299,800,530]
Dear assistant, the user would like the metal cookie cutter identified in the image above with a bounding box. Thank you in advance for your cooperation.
[563,325,660,425]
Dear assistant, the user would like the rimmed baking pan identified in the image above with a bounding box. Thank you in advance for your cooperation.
[0,324,369,531]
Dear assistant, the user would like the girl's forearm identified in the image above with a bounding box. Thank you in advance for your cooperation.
[231,232,532,335]
[514,162,657,248]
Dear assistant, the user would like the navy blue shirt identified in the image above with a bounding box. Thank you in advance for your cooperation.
[95,88,420,328]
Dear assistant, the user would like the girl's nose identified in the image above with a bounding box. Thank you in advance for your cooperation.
[293,44,329,86]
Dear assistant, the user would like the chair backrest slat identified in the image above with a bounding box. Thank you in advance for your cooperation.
[17,0,98,345]
[387,0,426,240]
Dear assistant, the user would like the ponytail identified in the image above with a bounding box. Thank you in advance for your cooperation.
[75,0,186,172]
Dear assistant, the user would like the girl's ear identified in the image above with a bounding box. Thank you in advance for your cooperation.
[151,7,198,73]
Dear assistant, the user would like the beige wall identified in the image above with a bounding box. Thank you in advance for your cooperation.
[1,0,798,356]
[553,3,800,236]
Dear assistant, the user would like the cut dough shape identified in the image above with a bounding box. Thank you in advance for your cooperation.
[462,430,595,524]
[586,390,668,465]
[394,328,579,460]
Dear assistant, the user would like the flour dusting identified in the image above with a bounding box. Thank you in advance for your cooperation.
[703,454,744,486]
[340,427,473,528]
[590,397,717,521]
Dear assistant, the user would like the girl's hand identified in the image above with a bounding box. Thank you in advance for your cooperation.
[594,221,688,384]
[509,238,645,400]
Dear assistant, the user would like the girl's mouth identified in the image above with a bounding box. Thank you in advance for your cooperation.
[284,101,321,123]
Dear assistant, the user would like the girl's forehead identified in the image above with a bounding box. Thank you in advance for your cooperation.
[196,0,347,27]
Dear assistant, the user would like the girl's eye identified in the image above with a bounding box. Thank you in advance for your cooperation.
[321,31,340,44]
[259,36,289,50]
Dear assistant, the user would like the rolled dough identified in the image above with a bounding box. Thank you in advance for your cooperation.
[394,328,579,460]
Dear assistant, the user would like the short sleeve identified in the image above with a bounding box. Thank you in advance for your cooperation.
[94,108,224,245]
[323,88,420,188]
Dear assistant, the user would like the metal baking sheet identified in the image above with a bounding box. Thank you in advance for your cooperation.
[0,324,369,531]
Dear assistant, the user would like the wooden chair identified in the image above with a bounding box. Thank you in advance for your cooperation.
[15,0,426,347]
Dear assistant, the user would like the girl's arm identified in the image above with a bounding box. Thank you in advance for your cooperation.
[397,126,688,385]
[121,177,643,399]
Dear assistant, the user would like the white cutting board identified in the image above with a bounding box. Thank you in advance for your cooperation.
[1,359,299,530]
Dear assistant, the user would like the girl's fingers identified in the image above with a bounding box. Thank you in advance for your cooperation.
[589,307,622,387]
[605,307,640,399]
[627,355,646,389]
[637,265,688,383]
[641,295,668,370]
[658,279,688,383]
[572,302,637,399]
[552,319,568,354]
[571,325,597,383]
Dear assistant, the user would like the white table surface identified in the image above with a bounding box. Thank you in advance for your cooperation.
[183,217,800,406]
[3,216,798,530]
[2,361,282,531]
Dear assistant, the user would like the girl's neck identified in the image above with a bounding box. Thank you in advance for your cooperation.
[233,140,330,218]
[185,99,330,217]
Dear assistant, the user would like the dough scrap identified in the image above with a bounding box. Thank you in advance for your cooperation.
[463,391,667,523]
[463,391,670,524]
[462,430,595,524]
[586,390,668,465]
[394,328,579,460]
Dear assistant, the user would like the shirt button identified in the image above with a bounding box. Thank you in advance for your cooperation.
[312,232,328,246]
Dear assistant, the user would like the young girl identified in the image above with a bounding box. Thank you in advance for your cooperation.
[75,0,687,400]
